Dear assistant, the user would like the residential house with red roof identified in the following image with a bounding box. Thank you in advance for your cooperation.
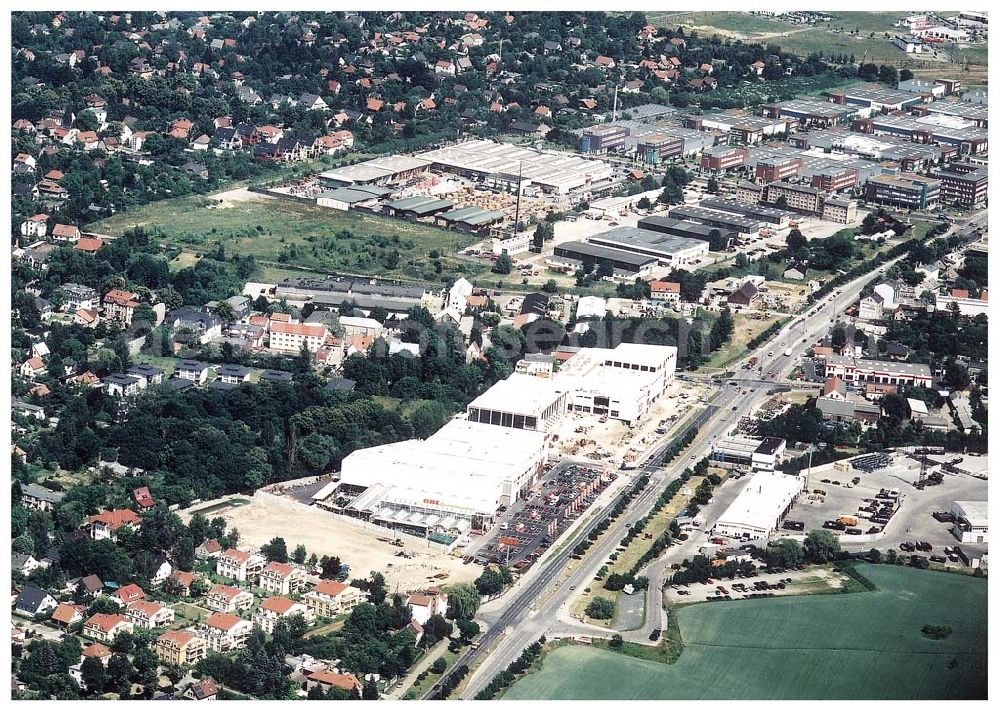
[216,549,266,583]
[102,289,141,326]
[131,486,155,510]
[50,603,84,629]
[86,509,142,541]
[83,613,134,643]
[202,612,252,652]
[205,584,254,613]
[258,562,307,595]
[306,670,363,696]
[302,580,363,618]
[253,596,313,634]
[51,224,81,243]
[155,630,207,666]
[110,583,146,607]
[126,600,176,629]
[73,237,104,253]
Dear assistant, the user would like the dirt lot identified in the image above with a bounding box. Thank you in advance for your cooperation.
[552,381,712,465]
[210,186,274,209]
[179,493,481,591]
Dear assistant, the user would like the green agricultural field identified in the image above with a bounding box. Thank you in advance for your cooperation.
[506,565,987,700]
[87,193,478,283]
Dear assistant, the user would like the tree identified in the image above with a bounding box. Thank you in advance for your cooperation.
[172,536,195,571]
[445,582,481,620]
[320,555,343,580]
[366,571,388,605]
[475,567,513,596]
[803,529,840,564]
[424,614,454,644]
[492,253,513,275]
[763,538,805,570]
[430,657,448,674]
[542,279,558,294]
[363,677,379,700]
[609,634,624,649]
[585,596,615,620]
[81,656,108,694]
[260,536,288,563]
[899,68,914,82]
[707,229,728,252]
[706,177,720,194]
[787,228,806,251]
[292,544,308,564]
[735,252,749,269]
[456,618,481,643]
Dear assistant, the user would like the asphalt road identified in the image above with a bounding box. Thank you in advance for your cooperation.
[430,210,987,700]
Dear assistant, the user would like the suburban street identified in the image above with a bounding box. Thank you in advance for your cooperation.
[433,209,987,700]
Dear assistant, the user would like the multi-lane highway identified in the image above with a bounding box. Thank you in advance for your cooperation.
[426,210,986,700]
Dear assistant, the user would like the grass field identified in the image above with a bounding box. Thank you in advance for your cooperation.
[87,193,476,283]
[506,564,987,700]
[644,11,986,80]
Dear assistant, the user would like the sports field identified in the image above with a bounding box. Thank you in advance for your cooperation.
[506,564,987,699]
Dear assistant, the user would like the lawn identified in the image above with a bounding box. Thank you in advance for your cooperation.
[87,192,477,283]
[507,564,987,699]
[403,649,459,700]
[703,314,783,369]
[644,11,986,79]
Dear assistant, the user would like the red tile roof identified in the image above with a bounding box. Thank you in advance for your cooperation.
[85,613,129,633]
[88,509,142,531]
[206,612,245,630]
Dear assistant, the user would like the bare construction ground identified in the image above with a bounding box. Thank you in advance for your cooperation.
[179,493,481,591]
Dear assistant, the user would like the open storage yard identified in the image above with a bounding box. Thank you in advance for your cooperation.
[506,564,987,699]
[778,451,988,556]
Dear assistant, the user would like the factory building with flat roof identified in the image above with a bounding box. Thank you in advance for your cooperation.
[666,205,765,238]
[584,227,711,267]
[416,139,614,195]
[711,435,787,473]
[318,156,433,187]
[864,172,941,210]
[698,197,795,227]
[468,342,677,431]
[637,216,737,247]
[335,343,677,535]
[550,241,658,277]
[762,99,858,128]
[274,276,433,311]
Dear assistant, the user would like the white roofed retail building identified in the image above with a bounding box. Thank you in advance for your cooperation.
[338,420,548,535]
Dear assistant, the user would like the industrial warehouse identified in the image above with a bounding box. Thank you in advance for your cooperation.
[415,139,615,195]
[326,343,677,539]
[714,470,805,541]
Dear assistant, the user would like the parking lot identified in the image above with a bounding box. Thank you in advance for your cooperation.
[467,462,615,571]
[666,564,848,605]
[778,451,988,560]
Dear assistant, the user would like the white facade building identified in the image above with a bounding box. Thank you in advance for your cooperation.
[270,322,329,353]
[950,501,987,543]
[714,470,804,540]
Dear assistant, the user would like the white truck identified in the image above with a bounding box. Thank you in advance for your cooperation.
[783,348,793,357]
